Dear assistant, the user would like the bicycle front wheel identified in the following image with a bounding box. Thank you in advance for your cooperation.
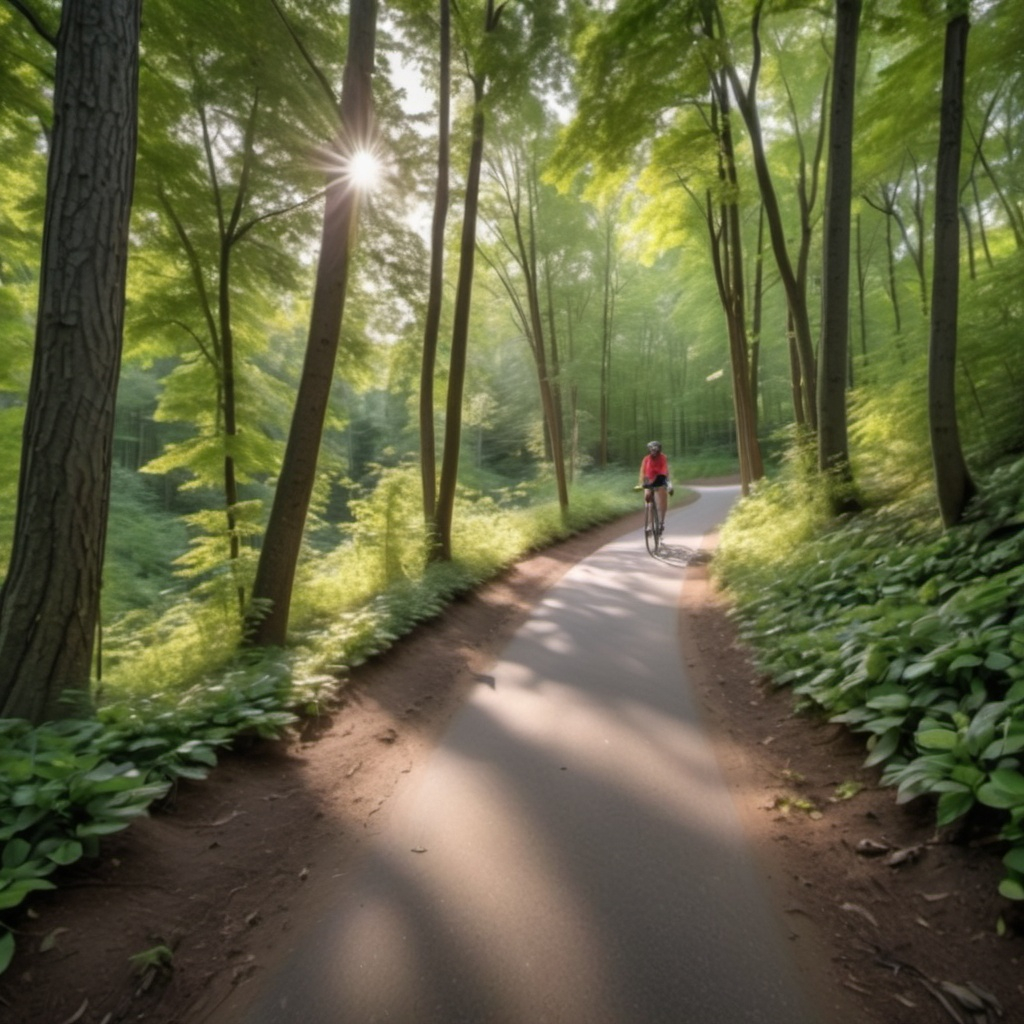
[644,500,661,556]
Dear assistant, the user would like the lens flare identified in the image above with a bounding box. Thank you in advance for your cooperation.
[346,149,382,190]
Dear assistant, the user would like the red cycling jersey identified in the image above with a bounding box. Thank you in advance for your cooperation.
[641,452,668,483]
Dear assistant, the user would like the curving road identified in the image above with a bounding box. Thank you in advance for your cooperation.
[216,486,833,1024]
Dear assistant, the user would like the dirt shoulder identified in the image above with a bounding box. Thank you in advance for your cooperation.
[2,492,1022,1024]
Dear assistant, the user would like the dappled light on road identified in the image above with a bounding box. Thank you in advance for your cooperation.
[222,487,826,1024]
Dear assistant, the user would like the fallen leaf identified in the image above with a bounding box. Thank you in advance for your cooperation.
[965,980,1002,1013]
[855,839,891,857]
[840,902,879,927]
[40,927,70,953]
[939,980,987,1013]
[886,845,923,867]
[59,999,89,1024]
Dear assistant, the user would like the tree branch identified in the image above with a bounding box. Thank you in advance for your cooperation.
[4,0,57,48]
[267,0,340,114]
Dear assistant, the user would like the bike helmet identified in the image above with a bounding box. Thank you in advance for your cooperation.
[646,440,662,453]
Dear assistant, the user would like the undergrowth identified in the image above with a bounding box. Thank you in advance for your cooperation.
[0,469,638,972]
[717,455,1024,911]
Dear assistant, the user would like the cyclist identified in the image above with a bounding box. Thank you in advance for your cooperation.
[639,440,673,530]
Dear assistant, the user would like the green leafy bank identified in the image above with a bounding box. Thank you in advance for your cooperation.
[0,473,642,974]
[716,456,1024,906]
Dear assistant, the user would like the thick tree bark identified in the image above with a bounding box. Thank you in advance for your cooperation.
[247,0,377,644]
[817,0,862,510]
[930,7,975,528]
[0,0,142,722]
[420,0,450,555]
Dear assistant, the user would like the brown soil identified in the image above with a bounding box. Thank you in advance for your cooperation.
[3,491,1022,1024]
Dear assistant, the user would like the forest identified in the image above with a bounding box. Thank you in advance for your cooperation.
[1,0,1023,979]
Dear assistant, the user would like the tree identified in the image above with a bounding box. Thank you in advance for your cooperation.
[418,0,451,552]
[718,0,824,431]
[432,0,569,561]
[929,2,975,527]
[816,0,862,509]
[0,0,142,722]
[248,0,378,645]
[433,16,490,561]
[131,0,333,614]
[480,135,570,514]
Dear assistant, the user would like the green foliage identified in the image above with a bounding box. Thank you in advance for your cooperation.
[714,438,832,591]
[0,663,332,972]
[288,468,638,677]
[0,466,638,975]
[100,597,244,699]
[719,456,1024,903]
[129,943,174,975]
[103,466,189,617]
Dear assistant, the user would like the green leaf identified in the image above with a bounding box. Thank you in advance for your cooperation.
[903,660,938,681]
[42,840,84,867]
[0,931,14,975]
[0,877,57,910]
[981,734,1024,760]
[1002,847,1024,874]
[174,742,218,766]
[978,769,1024,809]
[915,729,959,751]
[2,839,32,869]
[998,877,1024,901]
[864,728,901,768]
[986,651,1014,672]
[936,789,975,826]
[74,820,133,838]
[166,764,210,781]
[948,654,983,672]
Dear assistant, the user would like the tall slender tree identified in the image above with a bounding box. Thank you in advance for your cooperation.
[248,0,378,645]
[419,0,451,554]
[481,137,570,514]
[929,1,975,527]
[817,0,862,510]
[718,0,822,431]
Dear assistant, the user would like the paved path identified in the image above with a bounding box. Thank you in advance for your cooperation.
[219,486,830,1024]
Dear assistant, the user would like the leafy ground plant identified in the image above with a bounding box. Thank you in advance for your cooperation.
[0,473,642,975]
[718,456,1024,907]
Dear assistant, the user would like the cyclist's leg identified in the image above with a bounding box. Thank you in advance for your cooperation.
[654,485,667,532]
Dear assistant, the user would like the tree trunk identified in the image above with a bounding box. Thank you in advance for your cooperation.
[524,163,569,514]
[598,212,614,467]
[420,0,450,555]
[0,0,142,722]
[722,4,818,429]
[434,76,487,561]
[247,0,377,644]
[817,0,862,511]
[702,68,763,494]
[929,6,975,528]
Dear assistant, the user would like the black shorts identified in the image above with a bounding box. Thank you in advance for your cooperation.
[646,475,668,488]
